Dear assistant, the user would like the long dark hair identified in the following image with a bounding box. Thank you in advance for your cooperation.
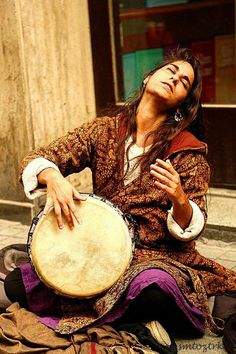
[105,48,204,178]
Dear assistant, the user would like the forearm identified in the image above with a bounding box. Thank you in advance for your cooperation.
[171,194,193,230]
[19,121,95,180]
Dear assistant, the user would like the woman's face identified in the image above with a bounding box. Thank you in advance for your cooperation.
[144,60,195,109]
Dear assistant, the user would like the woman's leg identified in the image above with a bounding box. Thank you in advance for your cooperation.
[114,284,179,353]
[116,283,202,337]
[4,267,27,308]
[120,283,172,322]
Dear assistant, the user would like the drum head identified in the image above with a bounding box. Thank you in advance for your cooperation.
[30,196,132,298]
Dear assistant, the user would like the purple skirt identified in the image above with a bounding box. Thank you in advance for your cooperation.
[20,263,205,333]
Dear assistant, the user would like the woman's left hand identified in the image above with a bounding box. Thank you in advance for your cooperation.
[150,158,186,204]
[150,158,193,229]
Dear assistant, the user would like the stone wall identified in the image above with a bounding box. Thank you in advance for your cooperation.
[0,0,95,219]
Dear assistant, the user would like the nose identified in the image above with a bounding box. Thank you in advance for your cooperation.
[170,75,179,85]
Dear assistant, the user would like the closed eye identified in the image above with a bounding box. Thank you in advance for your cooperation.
[167,67,175,74]
[181,79,188,89]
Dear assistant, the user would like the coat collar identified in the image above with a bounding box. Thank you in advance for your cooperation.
[164,130,207,159]
[117,116,207,159]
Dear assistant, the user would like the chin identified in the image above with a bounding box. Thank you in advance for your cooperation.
[153,88,172,102]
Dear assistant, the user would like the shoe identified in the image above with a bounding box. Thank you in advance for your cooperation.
[223,312,236,354]
[145,320,171,347]
[213,294,236,321]
[115,321,177,354]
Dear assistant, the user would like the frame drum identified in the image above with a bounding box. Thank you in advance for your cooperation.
[28,194,134,298]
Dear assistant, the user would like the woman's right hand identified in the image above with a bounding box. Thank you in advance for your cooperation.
[38,168,86,229]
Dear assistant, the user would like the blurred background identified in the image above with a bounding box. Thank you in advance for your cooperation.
[0,0,235,231]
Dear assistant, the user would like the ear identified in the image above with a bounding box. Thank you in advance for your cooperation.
[143,75,150,86]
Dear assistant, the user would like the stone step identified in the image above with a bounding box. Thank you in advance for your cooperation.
[207,188,236,229]
[1,188,236,243]
[205,188,236,242]
[204,224,236,242]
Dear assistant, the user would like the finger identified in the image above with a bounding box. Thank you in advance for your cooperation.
[150,170,176,188]
[43,197,54,215]
[54,201,63,229]
[150,164,174,180]
[61,203,74,229]
[154,180,173,194]
[68,199,82,225]
[156,158,175,173]
[71,210,82,226]
[73,189,87,201]
[150,165,179,185]
[155,159,179,180]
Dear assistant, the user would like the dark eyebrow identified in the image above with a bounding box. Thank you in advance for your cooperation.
[169,63,191,87]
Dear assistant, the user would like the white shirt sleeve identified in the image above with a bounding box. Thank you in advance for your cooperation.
[22,157,60,200]
[167,200,205,241]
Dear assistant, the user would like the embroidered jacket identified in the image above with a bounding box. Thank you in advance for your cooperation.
[19,115,236,334]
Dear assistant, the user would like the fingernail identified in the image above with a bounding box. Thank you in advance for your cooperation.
[59,226,63,230]
[80,195,88,200]
[76,217,82,225]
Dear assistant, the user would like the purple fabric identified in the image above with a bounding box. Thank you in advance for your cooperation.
[93,269,205,333]
[20,264,204,332]
[20,263,61,328]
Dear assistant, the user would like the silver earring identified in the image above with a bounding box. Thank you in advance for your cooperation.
[174,111,183,122]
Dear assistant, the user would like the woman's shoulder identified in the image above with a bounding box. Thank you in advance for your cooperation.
[164,130,208,160]
[84,115,119,132]
[74,115,119,140]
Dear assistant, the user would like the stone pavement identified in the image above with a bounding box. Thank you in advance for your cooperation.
[0,218,235,354]
[0,218,235,272]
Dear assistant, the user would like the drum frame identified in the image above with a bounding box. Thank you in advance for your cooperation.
[27,193,139,298]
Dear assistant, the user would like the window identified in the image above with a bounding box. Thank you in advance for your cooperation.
[88,0,236,188]
[117,0,235,104]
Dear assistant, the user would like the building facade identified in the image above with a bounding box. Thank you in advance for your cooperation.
[0,0,235,225]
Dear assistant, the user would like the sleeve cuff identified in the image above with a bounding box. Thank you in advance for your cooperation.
[22,157,60,200]
[167,200,205,241]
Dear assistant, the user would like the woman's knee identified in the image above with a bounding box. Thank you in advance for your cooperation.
[4,267,27,307]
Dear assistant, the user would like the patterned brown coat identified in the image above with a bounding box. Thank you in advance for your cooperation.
[20,115,236,335]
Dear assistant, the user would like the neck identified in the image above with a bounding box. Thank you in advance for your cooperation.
[136,95,168,135]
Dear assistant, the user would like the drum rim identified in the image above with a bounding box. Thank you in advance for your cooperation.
[27,193,135,298]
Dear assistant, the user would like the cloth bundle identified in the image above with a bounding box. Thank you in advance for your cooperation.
[0,303,161,354]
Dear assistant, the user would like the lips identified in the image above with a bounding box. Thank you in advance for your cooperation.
[161,82,173,93]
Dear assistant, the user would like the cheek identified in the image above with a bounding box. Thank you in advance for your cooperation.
[176,87,188,102]
[146,78,161,93]
[148,75,160,87]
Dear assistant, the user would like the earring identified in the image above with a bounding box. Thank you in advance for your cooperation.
[174,111,183,122]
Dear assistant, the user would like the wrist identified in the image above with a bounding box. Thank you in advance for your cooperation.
[38,167,61,184]
[172,192,189,208]
[171,195,192,229]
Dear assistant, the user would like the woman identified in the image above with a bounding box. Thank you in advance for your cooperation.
[2,48,236,351]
